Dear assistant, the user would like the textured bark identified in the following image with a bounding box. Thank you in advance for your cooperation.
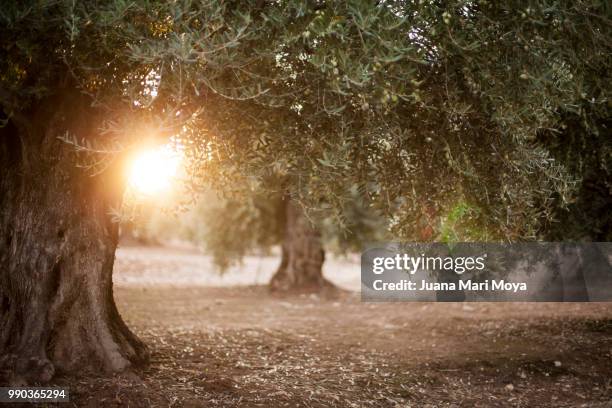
[269,199,333,292]
[0,90,148,384]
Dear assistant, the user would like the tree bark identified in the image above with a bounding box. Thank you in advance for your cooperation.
[0,90,148,384]
[269,198,333,292]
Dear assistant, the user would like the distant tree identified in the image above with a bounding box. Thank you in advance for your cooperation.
[197,182,385,292]
[270,196,330,291]
[1,0,609,383]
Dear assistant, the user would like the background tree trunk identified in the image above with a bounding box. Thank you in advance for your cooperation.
[0,90,148,384]
[269,198,333,292]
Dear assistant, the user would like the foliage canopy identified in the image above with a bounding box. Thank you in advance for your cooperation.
[1,0,610,241]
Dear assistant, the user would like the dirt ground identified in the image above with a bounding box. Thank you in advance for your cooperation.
[50,247,612,407]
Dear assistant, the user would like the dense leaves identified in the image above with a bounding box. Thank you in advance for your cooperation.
[1,0,610,241]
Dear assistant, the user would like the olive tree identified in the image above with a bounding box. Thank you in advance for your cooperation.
[1,0,608,383]
[193,183,385,291]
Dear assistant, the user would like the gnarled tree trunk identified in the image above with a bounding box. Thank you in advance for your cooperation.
[269,198,333,292]
[0,90,148,384]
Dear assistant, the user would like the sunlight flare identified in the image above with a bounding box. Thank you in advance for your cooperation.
[128,145,181,195]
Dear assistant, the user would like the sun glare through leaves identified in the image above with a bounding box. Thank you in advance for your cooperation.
[128,146,182,196]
